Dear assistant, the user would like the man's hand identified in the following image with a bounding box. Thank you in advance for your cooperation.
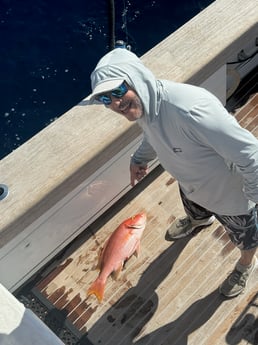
[130,163,148,186]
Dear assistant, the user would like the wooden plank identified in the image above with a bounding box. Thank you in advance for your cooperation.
[235,94,258,122]
[29,92,258,345]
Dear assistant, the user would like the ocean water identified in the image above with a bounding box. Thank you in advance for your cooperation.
[0,0,214,159]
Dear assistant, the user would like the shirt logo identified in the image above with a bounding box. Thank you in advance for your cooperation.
[173,148,182,153]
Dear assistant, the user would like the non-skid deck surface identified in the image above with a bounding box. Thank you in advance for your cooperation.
[19,91,258,345]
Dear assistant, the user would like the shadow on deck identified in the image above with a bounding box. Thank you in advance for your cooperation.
[16,69,258,345]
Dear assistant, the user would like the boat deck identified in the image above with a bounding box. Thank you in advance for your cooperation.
[16,71,258,345]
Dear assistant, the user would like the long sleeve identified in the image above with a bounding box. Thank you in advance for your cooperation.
[131,134,157,166]
[187,97,258,204]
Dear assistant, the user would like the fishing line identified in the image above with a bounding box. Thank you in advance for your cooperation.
[121,0,129,45]
[108,0,115,50]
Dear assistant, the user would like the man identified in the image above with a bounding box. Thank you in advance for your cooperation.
[87,48,257,298]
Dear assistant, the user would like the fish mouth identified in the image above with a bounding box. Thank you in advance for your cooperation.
[127,212,147,229]
[129,221,146,229]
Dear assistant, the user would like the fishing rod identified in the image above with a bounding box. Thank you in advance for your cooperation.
[107,0,131,51]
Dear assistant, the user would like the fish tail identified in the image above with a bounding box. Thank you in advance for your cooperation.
[87,277,106,303]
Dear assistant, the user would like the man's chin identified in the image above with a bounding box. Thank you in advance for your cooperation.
[126,112,143,121]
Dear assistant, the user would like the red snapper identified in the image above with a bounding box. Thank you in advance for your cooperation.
[87,212,147,302]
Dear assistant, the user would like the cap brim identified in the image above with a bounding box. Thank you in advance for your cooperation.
[86,79,124,103]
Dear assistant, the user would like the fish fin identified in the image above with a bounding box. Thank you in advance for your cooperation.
[111,263,123,280]
[87,277,105,303]
[123,258,129,270]
[134,243,141,257]
[96,247,104,270]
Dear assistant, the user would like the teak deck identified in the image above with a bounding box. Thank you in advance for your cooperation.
[17,79,258,344]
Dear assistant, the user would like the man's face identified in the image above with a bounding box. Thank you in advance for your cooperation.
[107,86,144,122]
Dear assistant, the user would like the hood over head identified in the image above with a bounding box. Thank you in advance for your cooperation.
[87,48,161,120]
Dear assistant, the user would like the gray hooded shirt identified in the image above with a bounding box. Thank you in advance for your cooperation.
[90,48,258,216]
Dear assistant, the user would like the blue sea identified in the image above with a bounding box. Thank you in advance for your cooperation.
[0,0,214,159]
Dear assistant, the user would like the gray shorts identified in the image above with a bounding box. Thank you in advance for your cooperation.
[179,187,258,250]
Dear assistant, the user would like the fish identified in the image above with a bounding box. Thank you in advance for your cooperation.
[87,212,147,303]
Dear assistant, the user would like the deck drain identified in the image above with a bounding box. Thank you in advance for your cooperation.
[16,287,93,345]
[0,184,9,200]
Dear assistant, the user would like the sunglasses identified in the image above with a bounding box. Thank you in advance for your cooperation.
[95,82,128,105]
